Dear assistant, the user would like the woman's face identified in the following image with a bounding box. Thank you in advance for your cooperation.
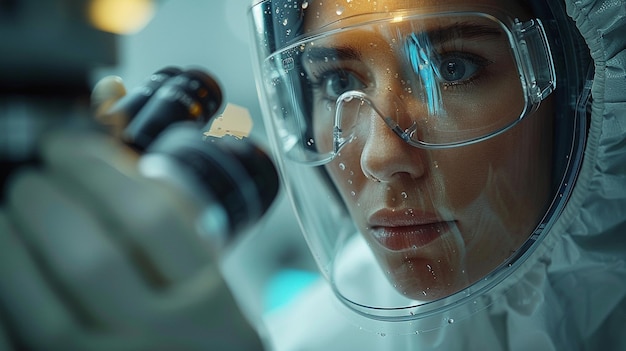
[305,0,554,300]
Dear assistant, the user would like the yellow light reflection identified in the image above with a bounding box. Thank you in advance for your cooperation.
[204,103,254,140]
[88,0,156,34]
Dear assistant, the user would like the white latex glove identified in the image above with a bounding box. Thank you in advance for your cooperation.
[0,76,266,351]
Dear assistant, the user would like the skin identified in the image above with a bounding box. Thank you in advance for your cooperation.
[303,0,554,300]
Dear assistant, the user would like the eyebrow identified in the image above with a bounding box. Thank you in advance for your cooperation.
[428,22,503,44]
[303,22,503,63]
[304,46,362,62]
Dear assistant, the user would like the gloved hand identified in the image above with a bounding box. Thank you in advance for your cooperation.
[0,75,267,351]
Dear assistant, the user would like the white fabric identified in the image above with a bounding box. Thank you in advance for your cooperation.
[262,0,626,349]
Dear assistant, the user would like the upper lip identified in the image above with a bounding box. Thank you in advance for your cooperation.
[367,208,455,251]
[368,208,447,228]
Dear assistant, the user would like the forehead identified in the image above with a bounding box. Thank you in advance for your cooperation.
[304,0,530,30]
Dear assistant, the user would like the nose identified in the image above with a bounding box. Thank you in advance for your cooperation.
[360,104,427,182]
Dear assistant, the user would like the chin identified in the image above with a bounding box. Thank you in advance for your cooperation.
[387,260,470,301]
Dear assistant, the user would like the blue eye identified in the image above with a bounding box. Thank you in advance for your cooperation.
[322,70,366,100]
[437,54,487,84]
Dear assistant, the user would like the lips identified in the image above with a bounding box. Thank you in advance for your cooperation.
[368,210,453,251]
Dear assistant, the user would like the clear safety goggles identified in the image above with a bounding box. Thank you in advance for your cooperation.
[258,9,555,165]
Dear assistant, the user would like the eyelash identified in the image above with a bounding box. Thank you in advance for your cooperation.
[309,64,368,101]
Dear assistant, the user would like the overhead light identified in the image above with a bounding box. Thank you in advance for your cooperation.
[87,0,156,34]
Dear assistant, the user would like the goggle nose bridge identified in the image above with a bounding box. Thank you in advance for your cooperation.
[333,90,419,154]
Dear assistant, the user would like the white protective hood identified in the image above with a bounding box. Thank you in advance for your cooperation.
[261,0,626,350]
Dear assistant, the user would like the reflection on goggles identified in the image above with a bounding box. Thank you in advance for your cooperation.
[265,12,555,164]
[405,31,443,117]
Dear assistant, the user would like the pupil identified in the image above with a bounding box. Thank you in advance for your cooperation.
[331,72,351,94]
[444,59,465,81]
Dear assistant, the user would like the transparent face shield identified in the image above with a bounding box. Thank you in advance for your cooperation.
[250,1,584,332]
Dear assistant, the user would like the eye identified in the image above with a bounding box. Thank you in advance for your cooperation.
[437,53,488,85]
[320,69,366,100]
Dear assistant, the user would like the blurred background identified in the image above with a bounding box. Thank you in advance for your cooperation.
[93,0,318,328]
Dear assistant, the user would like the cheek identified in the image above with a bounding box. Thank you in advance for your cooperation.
[431,103,553,211]
[428,143,504,211]
[326,139,368,194]
[320,108,374,199]
[312,102,335,154]
[432,111,553,267]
